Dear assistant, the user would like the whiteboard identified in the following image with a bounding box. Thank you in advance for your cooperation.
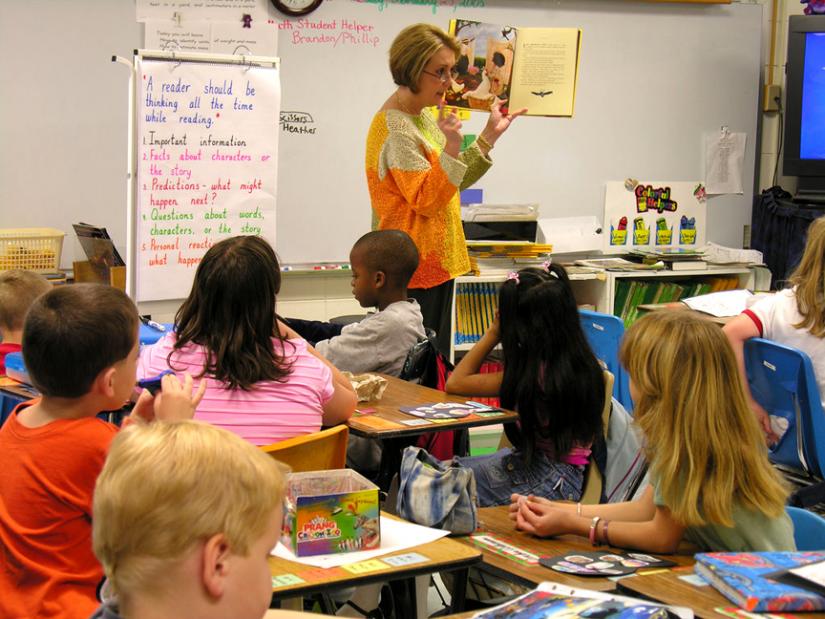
[134,56,280,301]
[0,0,763,269]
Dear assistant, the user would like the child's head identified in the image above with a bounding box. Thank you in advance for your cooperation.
[349,230,419,309]
[620,310,788,526]
[791,215,825,336]
[0,269,51,340]
[23,284,139,401]
[174,235,290,390]
[498,265,605,463]
[93,420,286,619]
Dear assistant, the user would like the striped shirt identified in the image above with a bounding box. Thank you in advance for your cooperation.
[138,335,334,446]
[365,108,492,289]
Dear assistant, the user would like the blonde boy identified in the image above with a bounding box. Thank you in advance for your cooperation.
[0,284,203,619]
[92,420,288,619]
[0,269,51,374]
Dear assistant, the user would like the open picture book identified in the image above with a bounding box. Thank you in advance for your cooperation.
[446,19,581,117]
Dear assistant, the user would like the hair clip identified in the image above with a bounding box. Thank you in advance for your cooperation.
[541,259,552,272]
[506,271,520,284]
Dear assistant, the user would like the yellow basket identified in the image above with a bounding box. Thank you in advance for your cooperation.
[0,228,65,273]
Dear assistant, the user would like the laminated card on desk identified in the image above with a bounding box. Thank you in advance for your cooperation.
[536,216,603,254]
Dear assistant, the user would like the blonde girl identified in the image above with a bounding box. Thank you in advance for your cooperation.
[725,216,825,443]
[510,311,794,552]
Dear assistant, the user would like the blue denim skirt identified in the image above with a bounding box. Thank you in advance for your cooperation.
[456,447,584,507]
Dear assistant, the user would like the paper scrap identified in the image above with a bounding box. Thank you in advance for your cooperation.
[342,559,388,574]
[271,573,306,587]
[383,552,429,567]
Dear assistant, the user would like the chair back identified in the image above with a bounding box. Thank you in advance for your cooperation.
[744,338,825,479]
[579,309,633,411]
[581,370,615,504]
[786,506,825,551]
[260,425,349,472]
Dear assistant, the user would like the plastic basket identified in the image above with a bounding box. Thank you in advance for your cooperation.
[0,228,65,273]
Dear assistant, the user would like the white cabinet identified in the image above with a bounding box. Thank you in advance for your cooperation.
[449,266,755,362]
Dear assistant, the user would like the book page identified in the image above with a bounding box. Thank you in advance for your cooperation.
[789,560,825,591]
[510,28,581,116]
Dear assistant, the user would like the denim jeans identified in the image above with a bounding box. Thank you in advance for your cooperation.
[456,447,584,507]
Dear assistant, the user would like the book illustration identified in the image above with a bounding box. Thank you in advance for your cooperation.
[447,19,581,117]
[471,589,675,619]
[400,401,497,420]
[695,551,825,612]
[540,550,675,577]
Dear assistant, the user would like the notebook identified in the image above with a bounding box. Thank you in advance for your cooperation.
[695,551,825,612]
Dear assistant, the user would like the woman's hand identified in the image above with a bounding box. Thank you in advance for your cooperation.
[480,98,528,147]
[437,103,463,158]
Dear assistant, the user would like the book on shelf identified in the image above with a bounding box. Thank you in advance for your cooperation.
[472,581,692,619]
[694,551,825,612]
[447,19,581,117]
[669,260,707,271]
[574,257,665,271]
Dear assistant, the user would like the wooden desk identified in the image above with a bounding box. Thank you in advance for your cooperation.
[618,568,824,619]
[347,375,518,440]
[269,513,481,618]
[458,506,694,593]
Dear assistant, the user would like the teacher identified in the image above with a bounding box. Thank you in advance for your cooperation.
[365,23,526,355]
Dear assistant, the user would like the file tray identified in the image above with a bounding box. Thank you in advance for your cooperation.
[282,469,380,557]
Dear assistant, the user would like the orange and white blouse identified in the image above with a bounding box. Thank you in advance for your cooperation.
[365,109,492,289]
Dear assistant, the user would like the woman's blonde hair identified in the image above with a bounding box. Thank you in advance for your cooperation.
[93,421,286,597]
[791,216,825,336]
[389,23,459,94]
[619,311,788,527]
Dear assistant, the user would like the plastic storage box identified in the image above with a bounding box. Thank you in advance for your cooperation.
[0,228,65,273]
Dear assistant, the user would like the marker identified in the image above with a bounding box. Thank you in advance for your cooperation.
[140,316,166,332]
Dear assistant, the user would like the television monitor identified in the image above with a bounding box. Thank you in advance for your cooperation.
[783,15,825,201]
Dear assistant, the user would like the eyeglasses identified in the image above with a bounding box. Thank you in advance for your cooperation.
[421,67,459,83]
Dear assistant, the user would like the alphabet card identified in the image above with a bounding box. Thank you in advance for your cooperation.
[602,181,706,255]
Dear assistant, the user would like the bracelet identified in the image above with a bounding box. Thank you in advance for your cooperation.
[477,134,493,151]
[589,516,601,546]
[576,502,582,516]
[602,520,611,546]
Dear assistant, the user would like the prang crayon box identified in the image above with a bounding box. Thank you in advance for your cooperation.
[281,469,380,557]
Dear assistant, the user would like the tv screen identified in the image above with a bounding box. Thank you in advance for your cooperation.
[783,15,825,190]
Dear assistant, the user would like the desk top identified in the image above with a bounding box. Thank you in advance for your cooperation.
[618,568,824,619]
[269,513,481,599]
[346,375,518,439]
[457,506,694,593]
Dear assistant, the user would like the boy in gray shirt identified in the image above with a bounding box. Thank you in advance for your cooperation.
[314,230,425,377]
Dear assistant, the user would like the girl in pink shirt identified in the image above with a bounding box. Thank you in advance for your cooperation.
[138,236,356,446]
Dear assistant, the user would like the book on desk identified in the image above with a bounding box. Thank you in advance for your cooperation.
[694,551,825,612]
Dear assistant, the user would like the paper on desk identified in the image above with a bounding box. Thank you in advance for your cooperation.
[682,289,753,317]
[271,517,449,568]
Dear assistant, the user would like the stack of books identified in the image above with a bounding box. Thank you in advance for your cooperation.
[614,275,741,326]
[466,242,553,275]
[629,247,707,271]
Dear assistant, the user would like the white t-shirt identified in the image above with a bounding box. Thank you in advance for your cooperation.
[744,288,825,404]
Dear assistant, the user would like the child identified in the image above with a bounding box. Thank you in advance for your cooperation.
[313,229,426,377]
[91,420,292,619]
[445,264,605,507]
[0,269,51,374]
[0,284,204,619]
[511,311,795,552]
[138,235,356,446]
[725,215,825,444]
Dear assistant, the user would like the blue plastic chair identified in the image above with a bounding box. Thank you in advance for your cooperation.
[786,506,825,550]
[579,310,633,411]
[744,338,825,480]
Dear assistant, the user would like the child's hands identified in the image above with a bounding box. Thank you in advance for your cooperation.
[488,311,501,342]
[514,497,569,537]
[752,401,779,446]
[131,373,206,422]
